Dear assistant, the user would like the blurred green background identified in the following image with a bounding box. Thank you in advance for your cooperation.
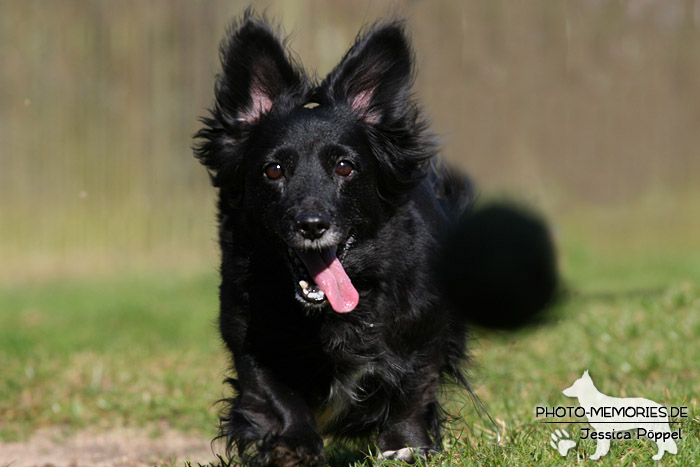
[2,0,699,286]
[1,0,699,464]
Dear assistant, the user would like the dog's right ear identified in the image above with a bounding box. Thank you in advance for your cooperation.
[320,21,414,126]
[194,12,303,189]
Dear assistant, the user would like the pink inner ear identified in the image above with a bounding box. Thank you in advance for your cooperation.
[351,89,380,124]
[239,84,273,124]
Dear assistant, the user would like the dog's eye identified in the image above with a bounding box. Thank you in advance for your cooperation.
[335,160,354,177]
[264,163,284,180]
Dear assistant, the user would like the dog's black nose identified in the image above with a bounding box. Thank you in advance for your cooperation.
[296,213,330,240]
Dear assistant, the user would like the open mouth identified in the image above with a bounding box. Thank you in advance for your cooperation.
[287,240,359,313]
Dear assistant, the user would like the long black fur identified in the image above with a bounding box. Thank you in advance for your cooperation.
[194,11,556,466]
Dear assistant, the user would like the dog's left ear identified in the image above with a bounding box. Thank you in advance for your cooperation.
[320,22,414,125]
[215,15,303,127]
[194,12,304,191]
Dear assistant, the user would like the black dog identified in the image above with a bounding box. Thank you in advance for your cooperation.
[195,12,556,466]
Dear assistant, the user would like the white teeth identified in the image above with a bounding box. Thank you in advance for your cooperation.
[307,290,325,301]
[300,283,325,301]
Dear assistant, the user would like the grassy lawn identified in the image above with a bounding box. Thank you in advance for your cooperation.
[0,273,224,441]
[1,248,699,466]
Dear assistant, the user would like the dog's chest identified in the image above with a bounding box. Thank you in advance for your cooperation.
[315,362,377,432]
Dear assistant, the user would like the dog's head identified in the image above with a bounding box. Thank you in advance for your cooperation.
[194,12,434,313]
[562,370,594,398]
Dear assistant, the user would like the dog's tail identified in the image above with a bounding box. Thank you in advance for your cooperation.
[435,172,558,329]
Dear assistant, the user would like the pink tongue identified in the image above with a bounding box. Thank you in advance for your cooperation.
[295,247,359,313]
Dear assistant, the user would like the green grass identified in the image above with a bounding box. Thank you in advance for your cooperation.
[0,272,225,441]
[2,258,699,465]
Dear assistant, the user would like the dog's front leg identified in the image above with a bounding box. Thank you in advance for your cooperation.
[222,356,325,467]
[589,435,610,460]
[377,371,441,462]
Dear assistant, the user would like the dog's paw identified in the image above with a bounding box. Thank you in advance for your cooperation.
[257,433,325,467]
[550,429,576,456]
[269,444,324,467]
[379,447,437,463]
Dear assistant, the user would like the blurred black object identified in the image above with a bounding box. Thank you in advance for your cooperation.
[440,203,558,329]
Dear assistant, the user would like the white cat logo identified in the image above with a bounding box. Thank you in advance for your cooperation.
[559,370,678,460]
